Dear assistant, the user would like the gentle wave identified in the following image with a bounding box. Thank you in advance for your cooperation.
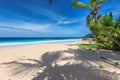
[0,39,82,47]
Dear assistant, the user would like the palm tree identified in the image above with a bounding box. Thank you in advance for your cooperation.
[115,16,120,34]
[114,16,120,47]
[49,0,120,47]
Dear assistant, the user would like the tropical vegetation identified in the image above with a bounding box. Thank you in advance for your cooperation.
[49,0,120,50]
[87,13,120,50]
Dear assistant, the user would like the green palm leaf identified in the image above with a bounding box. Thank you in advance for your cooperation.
[87,15,92,27]
[71,1,88,9]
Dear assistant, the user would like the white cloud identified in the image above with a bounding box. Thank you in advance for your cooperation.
[57,19,79,25]
[27,7,83,25]
[0,18,90,37]
[0,6,90,37]
[27,7,65,22]
[0,22,52,32]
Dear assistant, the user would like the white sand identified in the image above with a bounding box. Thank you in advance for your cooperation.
[0,42,120,80]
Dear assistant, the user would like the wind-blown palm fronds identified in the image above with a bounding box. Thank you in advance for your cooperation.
[71,0,88,9]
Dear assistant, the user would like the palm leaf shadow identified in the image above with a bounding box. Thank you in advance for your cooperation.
[2,51,62,78]
[2,49,120,80]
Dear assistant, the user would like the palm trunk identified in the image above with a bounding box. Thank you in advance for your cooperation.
[94,16,120,47]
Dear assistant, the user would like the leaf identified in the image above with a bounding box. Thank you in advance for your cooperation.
[89,0,106,9]
[89,0,98,6]
[71,1,88,9]
[109,12,113,19]
[102,14,113,27]
[87,15,92,26]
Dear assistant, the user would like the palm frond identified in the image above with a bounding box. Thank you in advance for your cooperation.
[71,2,88,9]
[86,15,94,27]
[109,12,113,19]
[102,14,113,27]
[71,1,88,9]
[89,0,98,6]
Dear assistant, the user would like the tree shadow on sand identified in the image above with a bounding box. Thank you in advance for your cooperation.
[2,48,120,80]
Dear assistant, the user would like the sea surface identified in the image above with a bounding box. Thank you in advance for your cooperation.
[0,37,82,46]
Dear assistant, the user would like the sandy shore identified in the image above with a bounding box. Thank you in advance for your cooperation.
[0,42,120,80]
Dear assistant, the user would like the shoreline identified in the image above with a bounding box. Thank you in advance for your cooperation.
[0,39,82,47]
[0,38,96,48]
[0,41,78,48]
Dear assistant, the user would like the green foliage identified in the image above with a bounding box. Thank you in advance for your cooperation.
[86,15,105,44]
[115,16,120,36]
[49,0,120,49]
[99,65,105,69]
[71,0,107,10]
[102,14,113,27]
[78,44,104,49]
[86,15,93,27]
[86,12,120,50]
[71,0,120,48]
[114,62,119,66]
[83,33,94,38]
[71,1,88,9]
[100,13,120,49]
[78,43,120,51]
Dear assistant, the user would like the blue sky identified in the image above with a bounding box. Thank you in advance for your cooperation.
[0,0,120,37]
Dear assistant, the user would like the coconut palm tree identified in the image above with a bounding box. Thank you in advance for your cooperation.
[114,16,120,48]
[115,16,120,34]
[49,0,120,47]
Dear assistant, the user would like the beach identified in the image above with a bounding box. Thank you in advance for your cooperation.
[0,41,120,80]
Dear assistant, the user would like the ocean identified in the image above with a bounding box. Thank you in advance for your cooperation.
[0,37,82,46]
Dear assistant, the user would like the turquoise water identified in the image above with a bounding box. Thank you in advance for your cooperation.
[0,37,82,46]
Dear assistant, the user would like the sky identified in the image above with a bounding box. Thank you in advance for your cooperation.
[0,0,120,37]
